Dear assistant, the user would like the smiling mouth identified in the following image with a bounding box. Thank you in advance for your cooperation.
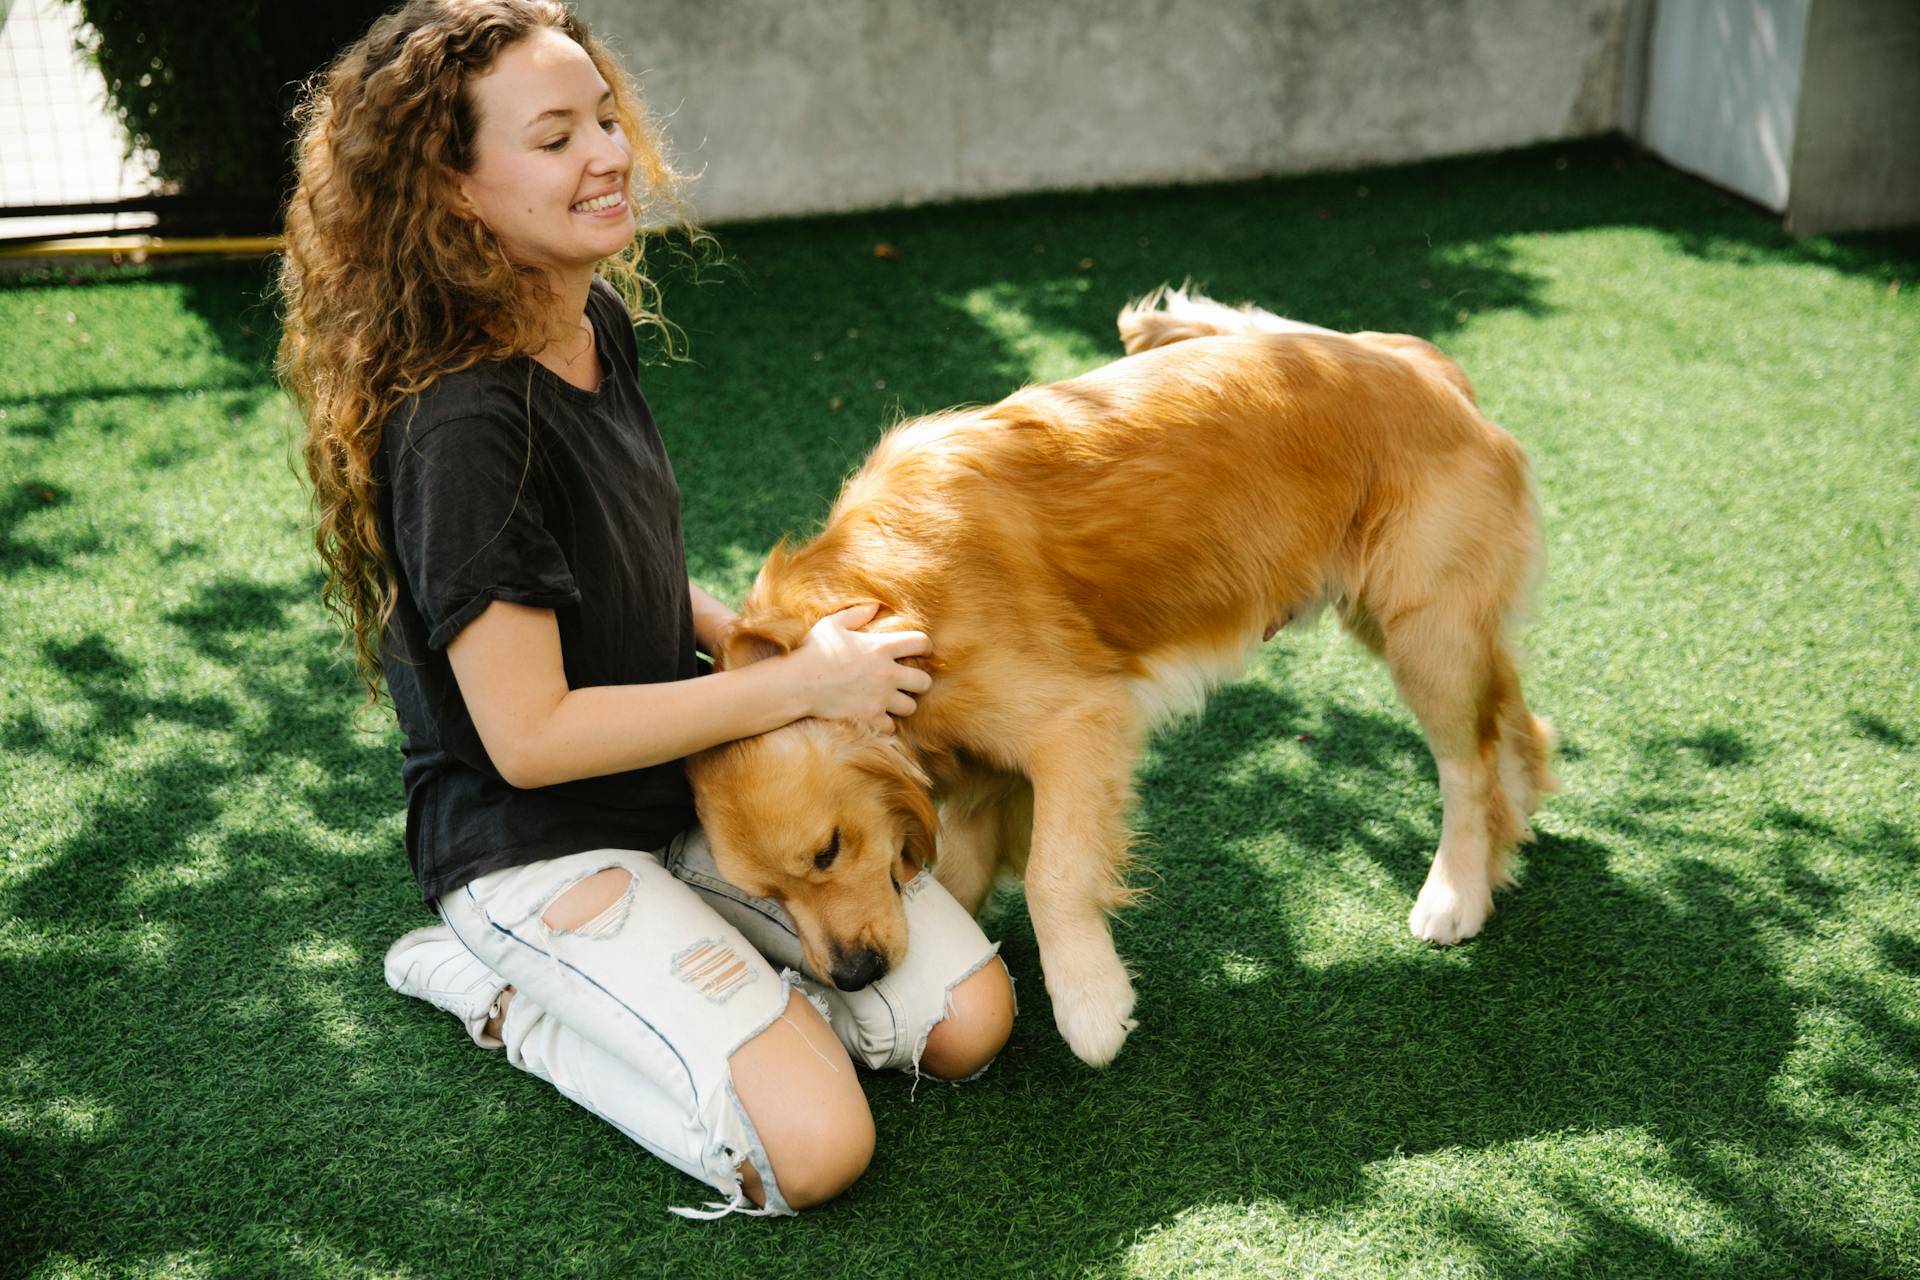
[571,192,626,214]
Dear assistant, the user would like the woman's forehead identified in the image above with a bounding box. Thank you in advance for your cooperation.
[469,27,608,129]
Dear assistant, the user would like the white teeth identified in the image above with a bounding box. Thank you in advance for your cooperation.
[572,192,623,213]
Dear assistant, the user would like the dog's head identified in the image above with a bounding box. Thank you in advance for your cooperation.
[688,718,937,990]
[685,612,938,991]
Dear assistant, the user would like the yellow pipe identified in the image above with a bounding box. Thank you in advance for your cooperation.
[0,234,283,259]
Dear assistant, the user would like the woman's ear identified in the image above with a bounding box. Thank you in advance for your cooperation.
[440,165,480,221]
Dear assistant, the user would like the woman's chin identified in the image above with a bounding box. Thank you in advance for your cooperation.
[584,219,637,259]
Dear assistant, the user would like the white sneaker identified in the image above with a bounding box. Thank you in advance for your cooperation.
[384,924,509,1048]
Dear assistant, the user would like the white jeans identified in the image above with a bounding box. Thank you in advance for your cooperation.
[436,827,1003,1217]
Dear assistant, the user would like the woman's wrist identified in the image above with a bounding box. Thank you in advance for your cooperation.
[687,579,740,656]
[752,647,819,725]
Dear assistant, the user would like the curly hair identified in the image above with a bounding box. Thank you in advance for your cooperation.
[276,0,696,700]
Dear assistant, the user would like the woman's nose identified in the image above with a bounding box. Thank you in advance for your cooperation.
[588,124,630,174]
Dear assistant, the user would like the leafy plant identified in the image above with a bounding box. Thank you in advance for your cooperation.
[67,0,389,198]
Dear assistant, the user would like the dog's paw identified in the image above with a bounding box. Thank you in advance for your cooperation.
[1407,879,1493,945]
[1049,961,1138,1067]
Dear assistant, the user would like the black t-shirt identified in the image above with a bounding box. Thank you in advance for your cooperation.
[376,277,698,904]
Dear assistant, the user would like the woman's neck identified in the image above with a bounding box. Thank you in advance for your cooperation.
[529,266,600,391]
[540,265,593,334]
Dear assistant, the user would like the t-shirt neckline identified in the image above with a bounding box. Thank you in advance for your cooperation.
[518,292,611,402]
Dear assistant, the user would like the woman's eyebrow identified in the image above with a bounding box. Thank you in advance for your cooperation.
[523,90,614,130]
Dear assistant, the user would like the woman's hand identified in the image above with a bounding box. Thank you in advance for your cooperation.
[782,602,933,733]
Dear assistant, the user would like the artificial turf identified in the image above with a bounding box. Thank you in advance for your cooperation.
[3,137,1917,1279]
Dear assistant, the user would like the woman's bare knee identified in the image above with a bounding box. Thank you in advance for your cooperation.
[919,956,1015,1080]
[730,988,874,1209]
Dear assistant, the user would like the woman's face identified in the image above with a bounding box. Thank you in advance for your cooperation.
[453,28,635,277]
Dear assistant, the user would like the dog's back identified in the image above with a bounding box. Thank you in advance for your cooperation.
[806,298,1523,672]
[1117,284,1481,406]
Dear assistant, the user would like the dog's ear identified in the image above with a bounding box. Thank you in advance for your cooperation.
[849,737,939,871]
[897,773,939,873]
[716,614,809,670]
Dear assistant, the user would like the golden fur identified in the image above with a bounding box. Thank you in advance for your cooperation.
[688,286,1558,1066]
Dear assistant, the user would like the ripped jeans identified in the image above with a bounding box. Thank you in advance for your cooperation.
[436,826,1003,1217]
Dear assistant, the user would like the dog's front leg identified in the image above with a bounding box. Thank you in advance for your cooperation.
[1025,729,1141,1067]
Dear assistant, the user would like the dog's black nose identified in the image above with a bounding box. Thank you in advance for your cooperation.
[830,947,889,991]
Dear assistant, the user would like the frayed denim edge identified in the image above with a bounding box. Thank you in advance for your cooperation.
[907,941,1010,1096]
[668,968,804,1221]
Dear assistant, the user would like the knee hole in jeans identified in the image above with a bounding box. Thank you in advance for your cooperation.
[920,956,1016,1079]
[542,866,633,936]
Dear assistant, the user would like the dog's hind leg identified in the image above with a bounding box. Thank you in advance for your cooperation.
[936,771,1033,916]
[1377,603,1518,945]
[1023,712,1142,1066]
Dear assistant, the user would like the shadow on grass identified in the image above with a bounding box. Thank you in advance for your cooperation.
[0,257,284,576]
[890,675,1906,1278]
[6,138,1918,1278]
[8,657,1907,1277]
[0,480,98,577]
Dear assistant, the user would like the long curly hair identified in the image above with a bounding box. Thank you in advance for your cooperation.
[276,0,696,699]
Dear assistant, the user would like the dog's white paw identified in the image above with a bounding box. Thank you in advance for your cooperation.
[1407,878,1493,945]
[1048,961,1138,1067]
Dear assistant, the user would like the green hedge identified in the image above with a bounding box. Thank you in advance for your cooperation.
[70,0,390,199]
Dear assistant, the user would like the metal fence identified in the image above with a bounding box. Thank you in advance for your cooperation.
[0,0,160,241]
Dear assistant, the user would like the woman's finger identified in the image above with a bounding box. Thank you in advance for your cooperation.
[898,666,933,694]
[879,629,932,658]
[825,601,882,631]
[888,692,917,718]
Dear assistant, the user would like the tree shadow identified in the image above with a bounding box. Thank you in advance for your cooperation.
[2,262,281,586]
[1848,709,1914,751]
[0,480,100,578]
[874,673,1910,1277]
[6,139,1918,1279]
[14,632,238,765]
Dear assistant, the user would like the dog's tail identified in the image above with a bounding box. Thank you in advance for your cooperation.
[1116,283,1340,356]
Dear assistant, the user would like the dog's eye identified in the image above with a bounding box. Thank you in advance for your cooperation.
[813,829,839,872]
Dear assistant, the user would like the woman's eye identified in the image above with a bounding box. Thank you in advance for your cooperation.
[541,136,568,152]
[599,117,617,133]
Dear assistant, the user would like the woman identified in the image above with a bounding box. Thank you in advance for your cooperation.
[277,0,1014,1217]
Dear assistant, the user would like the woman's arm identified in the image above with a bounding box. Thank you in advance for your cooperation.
[688,579,737,656]
[447,598,930,789]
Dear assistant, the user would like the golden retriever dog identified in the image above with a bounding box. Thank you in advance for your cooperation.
[687,286,1558,1066]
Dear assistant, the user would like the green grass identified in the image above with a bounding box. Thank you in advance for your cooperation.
[4,138,1918,1279]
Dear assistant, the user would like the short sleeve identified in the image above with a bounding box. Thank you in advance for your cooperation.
[387,411,581,650]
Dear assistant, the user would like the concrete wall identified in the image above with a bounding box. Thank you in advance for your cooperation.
[1636,0,1809,211]
[1785,0,1920,235]
[581,0,1637,224]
